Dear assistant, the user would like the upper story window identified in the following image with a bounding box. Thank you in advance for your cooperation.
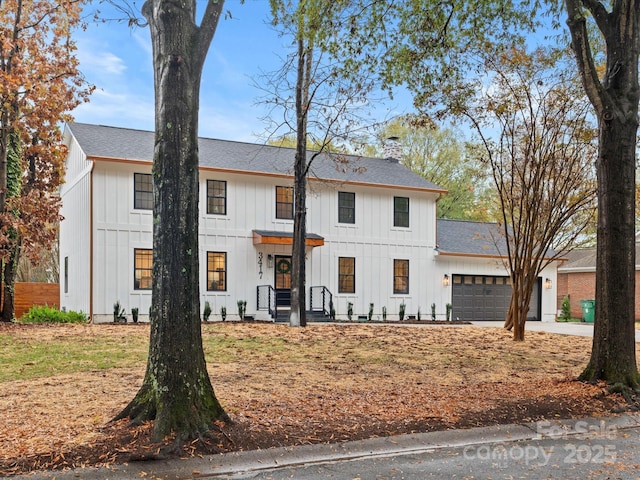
[134,249,153,290]
[134,173,153,210]
[338,257,355,293]
[207,252,227,291]
[207,179,227,215]
[393,259,409,294]
[276,186,294,220]
[393,196,409,228]
[338,192,355,224]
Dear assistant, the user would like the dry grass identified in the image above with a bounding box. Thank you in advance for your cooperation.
[0,321,634,475]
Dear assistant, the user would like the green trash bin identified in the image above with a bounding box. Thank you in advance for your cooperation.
[580,299,595,323]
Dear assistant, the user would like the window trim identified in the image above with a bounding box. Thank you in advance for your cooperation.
[134,173,153,210]
[207,251,227,292]
[134,248,153,290]
[275,185,294,220]
[207,179,227,215]
[393,196,410,228]
[338,191,356,224]
[338,257,356,293]
[393,259,409,294]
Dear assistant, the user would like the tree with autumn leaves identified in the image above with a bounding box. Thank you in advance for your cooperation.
[462,47,597,341]
[323,0,639,388]
[0,0,92,321]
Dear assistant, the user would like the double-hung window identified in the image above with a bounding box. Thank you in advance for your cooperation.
[338,257,355,293]
[134,173,153,210]
[393,196,409,228]
[393,259,409,294]
[134,249,153,290]
[276,186,294,220]
[338,192,355,224]
[207,252,227,291]
[207,180,227,215]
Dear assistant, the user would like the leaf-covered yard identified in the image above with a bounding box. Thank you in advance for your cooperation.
[0,321,633,476]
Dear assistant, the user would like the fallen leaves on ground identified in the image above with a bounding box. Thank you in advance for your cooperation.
[0,321,632,476]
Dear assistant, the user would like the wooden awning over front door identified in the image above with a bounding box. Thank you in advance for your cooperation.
[252,230,325,247]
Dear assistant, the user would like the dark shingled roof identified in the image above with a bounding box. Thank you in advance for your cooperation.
[559,248,597,271]
[559,243,640,271]
[67,123,445,192]
[437,218,508,257]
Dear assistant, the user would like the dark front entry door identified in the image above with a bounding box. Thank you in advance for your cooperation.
[274,255,292,307]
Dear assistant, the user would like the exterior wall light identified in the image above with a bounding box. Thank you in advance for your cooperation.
[267,254,274,268]
[545,278,552,289]
[443,274,450,287]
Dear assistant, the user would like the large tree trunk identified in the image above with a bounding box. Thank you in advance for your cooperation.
[115,0,228,442]
[290,167,307,327]
[290,36,311,328]
[1,240,20,322]
[580,117,639,387]
[566,0,640,388]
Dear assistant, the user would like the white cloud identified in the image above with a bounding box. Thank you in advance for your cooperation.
[72,88,154,130]
[77,42,127,77]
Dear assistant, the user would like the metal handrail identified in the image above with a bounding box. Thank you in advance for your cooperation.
[256,285,277,321]
[310,286,333,318]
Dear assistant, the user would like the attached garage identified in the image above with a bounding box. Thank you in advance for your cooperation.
[451,274,540,322]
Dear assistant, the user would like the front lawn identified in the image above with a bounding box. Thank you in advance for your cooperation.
[0,322,632,476]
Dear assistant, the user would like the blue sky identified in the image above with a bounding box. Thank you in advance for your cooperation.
[71,0,409,143]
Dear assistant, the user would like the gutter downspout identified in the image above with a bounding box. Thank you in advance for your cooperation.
[89,159,95,323]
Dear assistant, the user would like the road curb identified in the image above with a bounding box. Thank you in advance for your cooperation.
[12,413,640,480]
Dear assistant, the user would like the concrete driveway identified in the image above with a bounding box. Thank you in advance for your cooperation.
[472,320,640,342]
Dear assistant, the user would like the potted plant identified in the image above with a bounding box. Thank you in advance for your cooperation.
[131,307,139,323]
[347,302,353,321]
[203,301,212,322]
[113,301,126,323]
[382,306,387,321]
[237,300,246,320]
[399,302,406,321]
[368,303,374,321]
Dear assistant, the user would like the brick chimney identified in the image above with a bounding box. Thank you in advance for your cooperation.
[383,136,402,161]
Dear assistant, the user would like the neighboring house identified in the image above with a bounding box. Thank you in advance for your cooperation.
[557,242,640,320]
[60,123,559,323]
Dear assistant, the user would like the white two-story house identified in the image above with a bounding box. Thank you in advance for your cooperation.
[60,123,559,323]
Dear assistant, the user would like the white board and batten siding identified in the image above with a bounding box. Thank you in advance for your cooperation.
[60,123,559,323]
[59,128,92,316]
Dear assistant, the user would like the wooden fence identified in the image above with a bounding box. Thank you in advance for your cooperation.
[2,282,60,319]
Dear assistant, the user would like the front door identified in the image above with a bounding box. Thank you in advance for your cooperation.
[274,255,292,307]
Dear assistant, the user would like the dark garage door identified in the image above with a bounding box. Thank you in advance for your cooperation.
[451,275,540,321]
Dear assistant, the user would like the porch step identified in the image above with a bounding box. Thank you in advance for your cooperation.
[273,309,330,323]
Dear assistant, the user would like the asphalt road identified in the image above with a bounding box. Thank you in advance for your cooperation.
[223,420,639,480]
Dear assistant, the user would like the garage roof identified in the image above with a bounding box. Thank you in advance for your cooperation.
[437,218,559,260]
[437,219,507,257]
